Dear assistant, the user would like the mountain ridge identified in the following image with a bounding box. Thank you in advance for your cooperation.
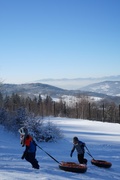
[30,75,120,90]
[1,81,120,105]
[80,80,120,96]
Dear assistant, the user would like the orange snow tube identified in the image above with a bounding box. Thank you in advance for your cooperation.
[59,162,87,173]
[91,159,112,168]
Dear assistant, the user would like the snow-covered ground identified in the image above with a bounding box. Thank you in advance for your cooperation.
[0,117,120,180]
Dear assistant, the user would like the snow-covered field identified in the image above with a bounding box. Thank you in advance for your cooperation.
[0,117,120,180]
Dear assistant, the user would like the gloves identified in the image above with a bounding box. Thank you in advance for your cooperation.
[21,155,25,159]
[70,152,73,157]
[70,149,74,157]
[21,151,26,159]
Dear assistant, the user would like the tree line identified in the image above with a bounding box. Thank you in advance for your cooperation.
[0,92,120,124]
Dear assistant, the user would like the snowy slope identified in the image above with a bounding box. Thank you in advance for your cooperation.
[0,117,120,180]
[80,81,120,96]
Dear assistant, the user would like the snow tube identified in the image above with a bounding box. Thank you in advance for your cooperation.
[59,162,87,173]
[91,159,112,168]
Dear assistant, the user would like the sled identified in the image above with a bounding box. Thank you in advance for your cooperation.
[59,161,87,173]
[91,159,112,168]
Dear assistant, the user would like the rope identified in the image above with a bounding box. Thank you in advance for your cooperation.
[37,144,61,164]
[85,145,95,159]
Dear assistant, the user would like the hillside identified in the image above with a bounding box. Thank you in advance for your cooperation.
[1,83,120,105]
[0,117,120,180]
[80,81,120,96]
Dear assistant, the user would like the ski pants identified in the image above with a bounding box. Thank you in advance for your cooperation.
[77,153,87,164]
[25,152,39,169]
[77,153,84,164]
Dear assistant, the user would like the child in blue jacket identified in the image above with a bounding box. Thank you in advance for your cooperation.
[19,127,39,169]
[70,136,87,164]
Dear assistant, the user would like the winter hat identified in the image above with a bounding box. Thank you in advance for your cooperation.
[18,127,28,136]
[73,136,78,141]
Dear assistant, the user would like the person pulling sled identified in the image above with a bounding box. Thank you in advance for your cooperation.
[18,127,40,169]
[70,136,87,165]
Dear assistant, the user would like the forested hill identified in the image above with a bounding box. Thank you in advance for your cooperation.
[1,82,120,104]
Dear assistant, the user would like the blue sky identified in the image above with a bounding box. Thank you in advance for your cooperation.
[0,0,120,84]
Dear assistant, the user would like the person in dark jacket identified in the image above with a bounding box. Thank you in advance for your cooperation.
[70,136,87,164]
[19,127,40,169]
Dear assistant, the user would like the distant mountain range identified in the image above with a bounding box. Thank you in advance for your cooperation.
[1,81,120,105]
[32,75,120,90]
